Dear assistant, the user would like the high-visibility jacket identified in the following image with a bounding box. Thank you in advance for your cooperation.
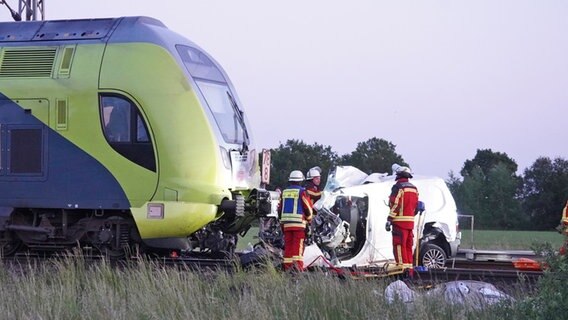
[388,178,419,230]
[305,181,322,204]
[279,185,313,231]
[563,200,568,225]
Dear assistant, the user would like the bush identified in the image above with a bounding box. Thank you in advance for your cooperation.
[508,243,568,320]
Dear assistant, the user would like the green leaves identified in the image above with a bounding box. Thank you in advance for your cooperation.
[262,137,406,189]
[451,149,523,229]
[451,151,568,230]
[340,137,407,174]
[264,141,568,232]
[522,157,568,230]
[263,139,340,189]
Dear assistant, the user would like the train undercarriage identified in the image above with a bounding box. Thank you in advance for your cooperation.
[0,208,142,258]
[0,190,272,258]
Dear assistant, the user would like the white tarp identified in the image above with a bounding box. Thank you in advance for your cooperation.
[380,280,514,307]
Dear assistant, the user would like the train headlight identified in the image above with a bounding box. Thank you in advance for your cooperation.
[220,147,231,169]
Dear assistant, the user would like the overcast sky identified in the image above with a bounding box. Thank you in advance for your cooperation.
[1,1,566,178]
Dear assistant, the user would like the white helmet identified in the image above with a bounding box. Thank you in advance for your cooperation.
[395,166,413,178]
[391,164,401,175]
[288,170,305,182]
[306,166,322,180]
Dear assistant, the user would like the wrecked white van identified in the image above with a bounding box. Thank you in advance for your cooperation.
[305,166,461,269]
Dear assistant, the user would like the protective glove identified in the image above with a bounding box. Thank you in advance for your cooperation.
[385,221,392,232]
[415,201,425,215]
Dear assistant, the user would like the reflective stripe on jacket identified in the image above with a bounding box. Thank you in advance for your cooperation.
[389,179,419,229]
[279,185,313,230]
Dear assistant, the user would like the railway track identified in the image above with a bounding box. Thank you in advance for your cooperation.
[0,248,546,290]
[414,267,543,286]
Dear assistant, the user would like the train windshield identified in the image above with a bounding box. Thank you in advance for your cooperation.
[176,45,248,145]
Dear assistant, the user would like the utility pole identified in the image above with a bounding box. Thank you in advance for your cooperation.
[1,0,45,21]
[19,0,44,21]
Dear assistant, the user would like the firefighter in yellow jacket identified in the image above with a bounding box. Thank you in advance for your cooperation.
[278,170,314,271]
[559,200,568,255]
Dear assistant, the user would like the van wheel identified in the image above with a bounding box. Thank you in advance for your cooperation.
[420,243,447,268]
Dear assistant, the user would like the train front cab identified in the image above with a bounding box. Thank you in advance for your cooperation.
[0,17,267,254]
[98,17,267,250]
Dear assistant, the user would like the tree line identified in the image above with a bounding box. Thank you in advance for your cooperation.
[261,138,568,231]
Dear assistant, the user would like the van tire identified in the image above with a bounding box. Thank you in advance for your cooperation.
[420,243,447,268]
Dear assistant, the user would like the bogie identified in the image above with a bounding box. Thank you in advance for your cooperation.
[3,208,141,257]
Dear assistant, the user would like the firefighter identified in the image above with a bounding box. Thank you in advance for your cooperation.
[279,170,314,271]
[562,200,568,233]
[305,166,323,204]
[560,200,568,255]
[386,166,419,277]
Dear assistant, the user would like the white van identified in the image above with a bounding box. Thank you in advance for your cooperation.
[305,166,461,269]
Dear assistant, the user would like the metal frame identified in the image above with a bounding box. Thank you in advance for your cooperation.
[17,0,44,21]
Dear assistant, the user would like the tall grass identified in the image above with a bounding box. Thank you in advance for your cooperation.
[0,254,548,320]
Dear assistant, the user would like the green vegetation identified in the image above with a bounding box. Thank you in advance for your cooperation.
[1,232,567,319]
[498,243,568,320]
[265,142,568,232]
[264,138,405,190]
[460,230,564,250]
[0,255,553,320]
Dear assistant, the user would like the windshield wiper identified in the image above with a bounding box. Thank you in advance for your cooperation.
[226,91,250,152]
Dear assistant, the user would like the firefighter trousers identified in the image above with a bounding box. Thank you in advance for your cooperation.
[282,228,306,271]
[392,225,414,270]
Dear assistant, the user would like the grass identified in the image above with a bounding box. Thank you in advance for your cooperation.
[0,256,535,320]
[0,231,565,319]
[459,230,564,251]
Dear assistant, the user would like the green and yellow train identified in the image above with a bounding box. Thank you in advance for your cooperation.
[0,16,270,256]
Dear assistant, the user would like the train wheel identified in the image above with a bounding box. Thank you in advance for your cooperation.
[96,216,137,259]
[0,233,21,257]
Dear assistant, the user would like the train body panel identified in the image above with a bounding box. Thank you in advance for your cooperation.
[0,16,269,255]
[0,95,130,209]
[131,201,218,239]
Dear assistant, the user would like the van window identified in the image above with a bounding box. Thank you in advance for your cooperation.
[99,94,156,172]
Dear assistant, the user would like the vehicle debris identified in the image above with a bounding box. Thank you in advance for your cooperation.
[304,165,461,270]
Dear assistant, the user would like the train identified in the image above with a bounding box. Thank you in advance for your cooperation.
[0,16,270,257]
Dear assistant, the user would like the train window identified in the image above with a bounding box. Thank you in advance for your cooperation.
[102,96,131,142]
[176,45,248,145]
[176,45,226,83]
[99,94,156,172]
[196,80,245,144]
[136,115,149,142]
